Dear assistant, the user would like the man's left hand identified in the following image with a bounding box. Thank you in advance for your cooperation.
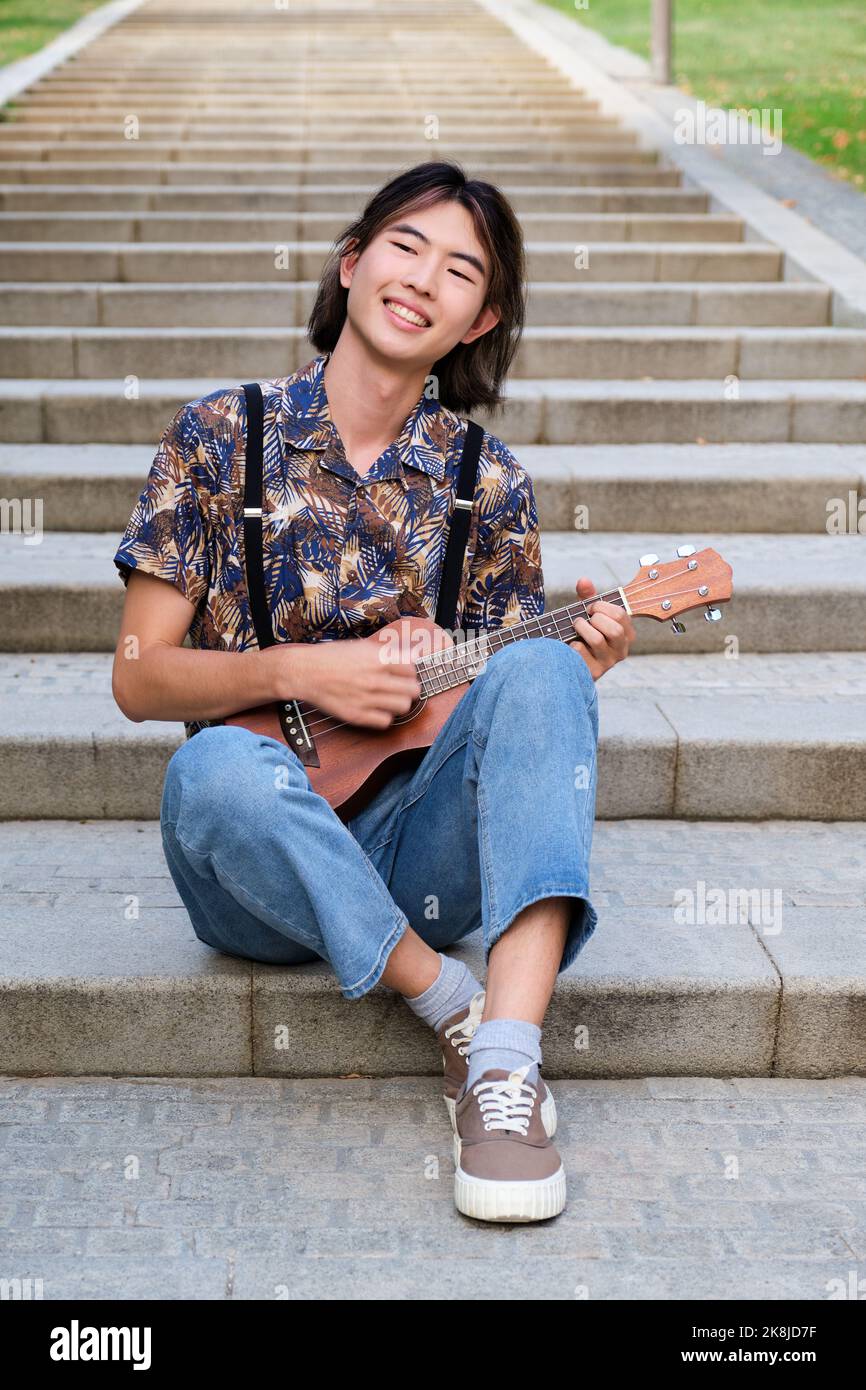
[570,576,636,680]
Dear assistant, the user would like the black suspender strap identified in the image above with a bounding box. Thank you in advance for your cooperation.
[434,418,483,632]
[241,381,274,649]
[241,380,319,766]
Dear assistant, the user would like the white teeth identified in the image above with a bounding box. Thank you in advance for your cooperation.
[385,299,429,327]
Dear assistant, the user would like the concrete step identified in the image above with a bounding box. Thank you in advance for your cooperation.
[0,183,710,214]
[0,281,830,329]
[4,326,865,381]
[0,118,630,140]
[0,139,653,165]
[1,531,862,656]
[0,211,745,244]
[27,65,588,81]
[0,816,862,1077]
[27,78,596,95]
[2,378,862,444]
[0,242,782,283]
[12,92,604,112]
[0,160,686,188]
[0,651,864,821]
[523,444,865,533]
[4,442,858,534]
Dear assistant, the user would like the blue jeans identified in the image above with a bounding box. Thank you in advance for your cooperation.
[159,636,600,1001]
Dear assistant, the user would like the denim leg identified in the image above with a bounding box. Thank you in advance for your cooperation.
[379,636,600,976]
[159,725,411,1000]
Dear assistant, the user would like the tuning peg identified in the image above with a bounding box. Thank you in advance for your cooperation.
[670,619,686,634]
[639,553,659,566]
[704,606,722,622]
[676,544,696,557]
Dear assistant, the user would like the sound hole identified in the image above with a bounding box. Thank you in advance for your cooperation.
[392,696,427,725]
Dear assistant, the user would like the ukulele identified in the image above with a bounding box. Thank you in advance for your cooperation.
[223,546,733,821]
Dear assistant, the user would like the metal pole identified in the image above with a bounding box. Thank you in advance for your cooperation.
[651,0,673,84]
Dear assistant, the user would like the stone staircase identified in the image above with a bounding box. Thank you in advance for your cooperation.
[0,0,863,1081]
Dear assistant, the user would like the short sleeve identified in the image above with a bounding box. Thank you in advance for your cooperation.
[113,404,210,608]
[461,464,545,633]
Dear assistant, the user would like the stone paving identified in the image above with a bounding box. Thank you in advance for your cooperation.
[1,1074,865,1299]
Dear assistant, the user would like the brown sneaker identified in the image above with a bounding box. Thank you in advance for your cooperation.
[435,993,557,1139]
[435,991,486,1129]
[452,1063,566,1222]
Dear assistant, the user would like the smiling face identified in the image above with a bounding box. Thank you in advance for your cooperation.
[337,197,502,369]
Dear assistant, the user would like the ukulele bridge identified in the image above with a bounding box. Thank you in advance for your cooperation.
[277,700,320,767]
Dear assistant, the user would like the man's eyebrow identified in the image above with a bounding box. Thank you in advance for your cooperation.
[387,223,486,277]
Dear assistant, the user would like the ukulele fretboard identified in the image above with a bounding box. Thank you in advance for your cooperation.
[415,589,626,697]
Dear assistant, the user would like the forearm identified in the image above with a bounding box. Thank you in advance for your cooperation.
[113,640,311,723]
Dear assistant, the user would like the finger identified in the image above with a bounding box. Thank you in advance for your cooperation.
[585,599,622,619]
[375,688,421,714]
[377,650,419,672]
[584,611,625,643]
[587,601,635,646]
[572,616,606,651]
[375,669,422,695]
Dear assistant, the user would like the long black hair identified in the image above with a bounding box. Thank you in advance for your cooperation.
[306,160,527,416]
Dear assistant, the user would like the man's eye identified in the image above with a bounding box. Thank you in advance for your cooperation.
[390,241,472,282]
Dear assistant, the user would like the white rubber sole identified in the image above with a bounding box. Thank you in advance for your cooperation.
[444,1084,557,1139]
[452,1132,567,1222]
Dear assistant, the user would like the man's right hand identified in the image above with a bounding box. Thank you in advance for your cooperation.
[279,636,423,729]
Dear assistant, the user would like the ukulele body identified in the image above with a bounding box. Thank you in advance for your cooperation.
[222,616,469,822]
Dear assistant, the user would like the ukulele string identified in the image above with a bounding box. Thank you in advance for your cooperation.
[285,598,615,740]
[291,613,609,739]
[295,603,607,735]
[416,591,622,676]
[281,584,707,742]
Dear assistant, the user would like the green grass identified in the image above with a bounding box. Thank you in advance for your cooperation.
[0,0,104,67]
[541,0,866,189]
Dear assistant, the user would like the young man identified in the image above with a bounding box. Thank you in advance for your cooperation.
[111,161,635,1223]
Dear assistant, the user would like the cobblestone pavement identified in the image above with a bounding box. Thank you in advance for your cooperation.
[1,1075,865,1300]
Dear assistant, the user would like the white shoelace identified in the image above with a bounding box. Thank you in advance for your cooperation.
[473,1063,538,1136]
[444,990,486,1055]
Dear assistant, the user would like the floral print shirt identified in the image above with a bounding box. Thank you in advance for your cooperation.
[113,350,545,738]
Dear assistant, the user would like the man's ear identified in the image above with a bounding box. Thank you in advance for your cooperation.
[338,238,362,290]
[461,301,501,346]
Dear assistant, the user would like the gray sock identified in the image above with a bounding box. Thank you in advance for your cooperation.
[464,1018,542,1093]
[402,953,483,1033]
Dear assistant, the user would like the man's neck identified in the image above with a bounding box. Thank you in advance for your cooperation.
[322,330,432,476]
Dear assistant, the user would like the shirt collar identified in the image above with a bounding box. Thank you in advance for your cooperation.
[279,351,451,484]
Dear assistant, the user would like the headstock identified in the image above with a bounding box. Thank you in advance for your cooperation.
[622,545,733,633]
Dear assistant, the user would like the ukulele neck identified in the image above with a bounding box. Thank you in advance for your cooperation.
[416,589,628,697]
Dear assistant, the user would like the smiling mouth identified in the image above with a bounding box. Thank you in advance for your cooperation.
[383,298,432,328]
